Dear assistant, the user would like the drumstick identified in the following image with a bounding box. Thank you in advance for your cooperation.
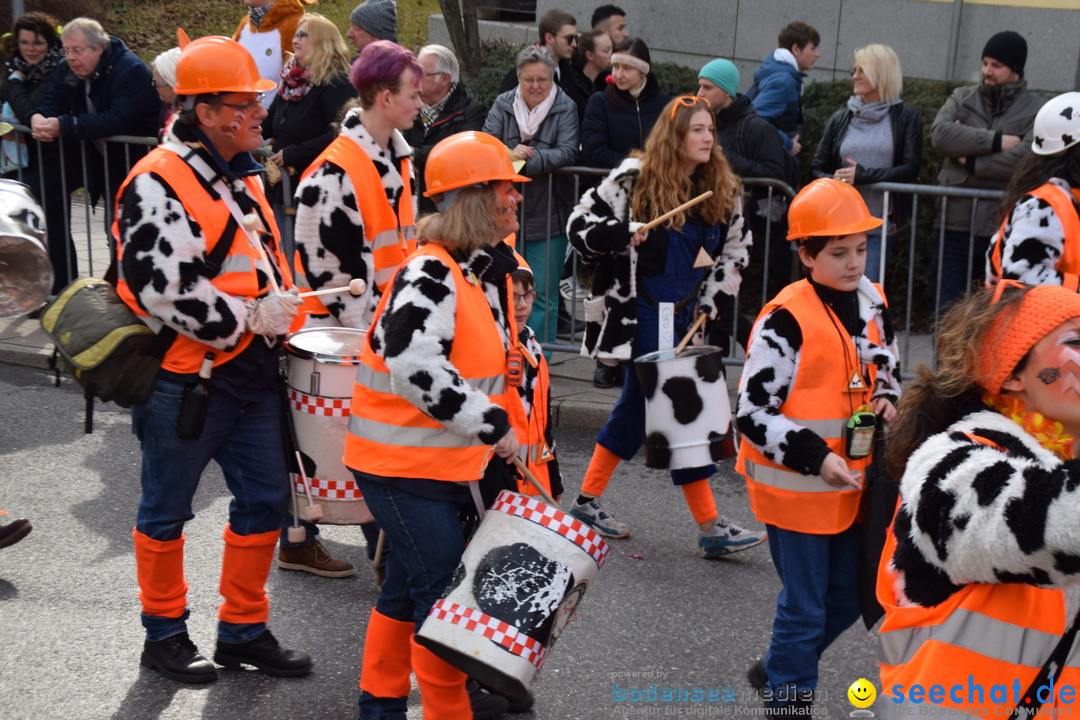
[638,191,713,234]
[249,226,283,295]
[294,450,323,522]
[298,278,367,298]
[674,313,707,355]
[512,458,558,507]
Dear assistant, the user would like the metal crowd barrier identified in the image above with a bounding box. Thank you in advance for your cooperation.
[16,128,1004,371]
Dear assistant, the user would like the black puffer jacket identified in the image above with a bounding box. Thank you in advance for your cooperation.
[579,73,669,169]
[715,94,793,185]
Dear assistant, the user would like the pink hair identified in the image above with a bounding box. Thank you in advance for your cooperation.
[350,40,423,109]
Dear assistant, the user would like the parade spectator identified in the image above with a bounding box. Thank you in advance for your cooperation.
[699,57,796,299]
[233,0,313,108]
[987,92,1080,288]
[114,35,310,684]
[346,0,397,54]
[566,95,764,557]
[264,13,355,241]
[591,4,628,45]
[405,44,487,215]
[293,40,420,331]
[29,17,159,294]
[498,9,591,120]
[932,30,1043,309]
[571,28,612,93]
[0,11,62,126]
[485,45,580,346]
[737,179,901,715]
[878,283,1080,717]
[580,37,669,170]
[151,47,181,132]
[747,21,820,157]
[345,130,526,720]
[811,44,923,283]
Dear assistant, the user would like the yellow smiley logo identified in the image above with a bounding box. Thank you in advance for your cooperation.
[848,678,877,708]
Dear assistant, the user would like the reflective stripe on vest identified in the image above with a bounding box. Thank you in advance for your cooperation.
[295,134,417,313]
[989,183,1080,291]
[736,279,881,534]
[343,243,511,482]
[111,146,288,374]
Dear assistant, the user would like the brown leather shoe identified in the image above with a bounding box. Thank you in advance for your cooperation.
[0,519,31,550]
[277,539,355,578]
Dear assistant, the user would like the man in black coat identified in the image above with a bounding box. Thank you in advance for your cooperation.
[29,17,160,293]
[406,44,487,215]
[698,57,797,300]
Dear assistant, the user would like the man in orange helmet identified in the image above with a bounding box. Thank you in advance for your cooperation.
[112,35,311,684]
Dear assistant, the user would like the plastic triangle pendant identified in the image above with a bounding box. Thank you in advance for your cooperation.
[844,367,869,392]
[535,440,555,464]
[693,247,713,268]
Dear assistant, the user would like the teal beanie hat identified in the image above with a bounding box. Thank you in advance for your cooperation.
[698,58,739,99]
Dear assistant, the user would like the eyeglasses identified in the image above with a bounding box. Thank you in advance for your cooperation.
[560,34,578,45]
[220,94,266,113]
[520,76,552,86]
[989,278,1030,304]
[62,45,91,57]
[294,31,309,39]
[669,95,711,120]
[513,290,538,304]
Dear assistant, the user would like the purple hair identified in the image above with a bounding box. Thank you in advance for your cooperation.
[350,40,423,108]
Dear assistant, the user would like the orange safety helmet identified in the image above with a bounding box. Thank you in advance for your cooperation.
[424,131,530,197]
[786,178,882,240]
[173,35,277,96]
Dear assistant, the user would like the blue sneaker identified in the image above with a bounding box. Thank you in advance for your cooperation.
[699,517,766,558]
[569,498,631,539]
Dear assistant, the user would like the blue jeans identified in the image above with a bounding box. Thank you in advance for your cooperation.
[353,475,465,718]
[937,230,990,311]
[863,231,895,285]
[762,523,861,706]
[132,375,290,642]
[523,234,568,345]
[595,298,716,485]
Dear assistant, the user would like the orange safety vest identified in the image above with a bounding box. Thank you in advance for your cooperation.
[877,526,1077,713]
[343,243,512,482]
[295,135,417,314]
[736,279,880,534]
[112,146,292,374]
[988,183,1080,291]
[505,342,554,496]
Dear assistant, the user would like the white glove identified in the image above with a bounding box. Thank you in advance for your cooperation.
[246,288,301,337]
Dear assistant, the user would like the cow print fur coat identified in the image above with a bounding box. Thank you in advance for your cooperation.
[294,105,417,330]
[567,157,750,360]
[736,278,901,475]
[887,407,1080,611]
[116,121,286,351]
[368,243,514,446]
[992,177,1080,287]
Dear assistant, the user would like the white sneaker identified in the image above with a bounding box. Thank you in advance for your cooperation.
[569,498,631,539]
[699,516,766,558]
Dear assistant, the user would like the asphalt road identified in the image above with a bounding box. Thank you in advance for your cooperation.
[0,362,882,720]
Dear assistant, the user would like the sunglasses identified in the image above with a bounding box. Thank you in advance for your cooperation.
[669,95,711,120]
[559,33,578,44]
[220,93,266,113]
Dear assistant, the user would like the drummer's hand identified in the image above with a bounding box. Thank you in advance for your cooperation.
[820,452,862,489]
[629,230,647,247]
[493,427,519,461]
[873,397,898,423]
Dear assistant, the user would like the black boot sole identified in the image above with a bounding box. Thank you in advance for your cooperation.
[213,651,312,677]
[140,651,218,684]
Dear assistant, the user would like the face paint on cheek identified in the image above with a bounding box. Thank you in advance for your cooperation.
[1051,345,1080,397]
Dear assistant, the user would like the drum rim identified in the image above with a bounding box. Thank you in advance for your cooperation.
[284,326,365,363]
[633,344,724,364]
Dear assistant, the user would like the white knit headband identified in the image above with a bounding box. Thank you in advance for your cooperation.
[610,53,650,75]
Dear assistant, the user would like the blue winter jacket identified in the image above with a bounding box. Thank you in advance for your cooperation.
[748,53,804,152]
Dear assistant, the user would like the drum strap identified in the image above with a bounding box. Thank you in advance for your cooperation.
[468,480,486,520]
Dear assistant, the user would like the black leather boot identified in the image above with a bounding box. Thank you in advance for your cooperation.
[141,632,217,684]
[214,629,312,677]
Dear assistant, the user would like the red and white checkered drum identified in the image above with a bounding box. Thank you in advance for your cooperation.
[284,327,373,524]
[416,490,609,698]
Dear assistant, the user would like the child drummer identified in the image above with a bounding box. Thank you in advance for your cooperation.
[734,178,901,714]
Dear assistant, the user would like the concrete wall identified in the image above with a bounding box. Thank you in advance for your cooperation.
[429,0,1080,93]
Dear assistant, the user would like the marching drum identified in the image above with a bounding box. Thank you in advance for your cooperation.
[416,490,609,698]
[284,327,373,524]
[0,180,51,320]
[634,344,732,470]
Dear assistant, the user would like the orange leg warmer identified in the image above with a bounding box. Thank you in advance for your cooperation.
[218,524,278,625]
[358,608,414,698]
[133,529,188,618]
[580,444,622,497]
[410,636,472,719]
[681,479,719,525]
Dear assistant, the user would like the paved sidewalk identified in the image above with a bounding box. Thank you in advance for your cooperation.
[0,198,935,428]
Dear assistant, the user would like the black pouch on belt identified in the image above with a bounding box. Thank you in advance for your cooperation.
[176,353,214,440]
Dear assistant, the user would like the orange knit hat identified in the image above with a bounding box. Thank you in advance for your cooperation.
[976,284,1080,393]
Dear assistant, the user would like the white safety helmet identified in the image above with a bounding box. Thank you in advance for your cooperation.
[1032,91,1080,156]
